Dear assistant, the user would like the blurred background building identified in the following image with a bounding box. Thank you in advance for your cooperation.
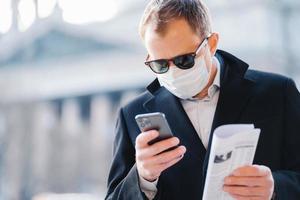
[0,0,299,199]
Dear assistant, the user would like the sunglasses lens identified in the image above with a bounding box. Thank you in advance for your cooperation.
[149,60,169,74]
[174,54,195,69]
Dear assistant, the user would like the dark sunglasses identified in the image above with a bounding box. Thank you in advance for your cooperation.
[145,37,209,74]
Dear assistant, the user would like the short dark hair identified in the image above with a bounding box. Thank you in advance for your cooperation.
[139,0,212,39]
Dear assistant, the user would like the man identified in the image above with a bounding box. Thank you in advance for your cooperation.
[105,0,300,199]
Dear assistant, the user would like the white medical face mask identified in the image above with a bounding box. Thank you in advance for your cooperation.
[157,56,209,99]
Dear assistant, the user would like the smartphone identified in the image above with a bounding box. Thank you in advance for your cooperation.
[135,112,174,145]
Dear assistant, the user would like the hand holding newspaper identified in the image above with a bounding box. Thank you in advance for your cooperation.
[202,124,260,200]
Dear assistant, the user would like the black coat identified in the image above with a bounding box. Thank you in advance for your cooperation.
[105,50,300,200]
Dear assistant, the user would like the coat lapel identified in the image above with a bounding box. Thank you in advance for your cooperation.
[201,50,256,185]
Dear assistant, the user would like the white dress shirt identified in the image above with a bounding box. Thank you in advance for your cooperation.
[139,57,221,199]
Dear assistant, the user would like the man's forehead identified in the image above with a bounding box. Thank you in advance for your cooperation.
[146,19,199,38]
[144,24,201,59]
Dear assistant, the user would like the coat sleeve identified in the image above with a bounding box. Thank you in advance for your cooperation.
[105,108,148,200]
[272,78,300,199]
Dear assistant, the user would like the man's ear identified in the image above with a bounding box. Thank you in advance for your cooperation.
[208,32,219,55]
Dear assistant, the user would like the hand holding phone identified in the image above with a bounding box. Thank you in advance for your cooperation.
[134,112,186,182]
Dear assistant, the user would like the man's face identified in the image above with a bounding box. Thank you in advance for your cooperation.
[144,18,215,73]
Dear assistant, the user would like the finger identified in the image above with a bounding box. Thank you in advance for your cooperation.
[136,137,180,159]
[232,165,270,177]
[140,154,184,177]
[228,193,264,200]
[139,146,185,171]
[135,130,159,149]
[160,154,184,172]
[150,145,186,165]
[144,137,180,157]
[223,185,267,197]
[224,176,268,187]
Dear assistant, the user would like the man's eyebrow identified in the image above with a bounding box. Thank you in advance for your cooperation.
[171,43,200,57]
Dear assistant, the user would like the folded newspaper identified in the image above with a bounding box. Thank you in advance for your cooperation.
[202,124,261,200]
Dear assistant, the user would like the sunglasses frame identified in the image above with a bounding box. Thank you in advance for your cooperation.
[145,36,210,74]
